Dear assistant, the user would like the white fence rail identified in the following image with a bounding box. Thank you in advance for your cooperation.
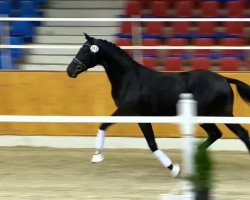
[1,17,250,50]
[1,17,250,22]
[0,115,250,124]
[0,45,249,50]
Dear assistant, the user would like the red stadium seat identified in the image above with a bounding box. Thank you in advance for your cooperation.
[142,57,157,69]
[220,38,245,59]
[166,38,188,58]
[171,22,193,38]
[174,0,194,17]
[195,22,218,38]
[224,22,244,37]
[149,1,169,17]
[200,1,220,17]
[191,57,211,70]
[135,0,148,8]
[143,22,165,39]
[192,38,215,58]
[219,57,241,71]
[115,38,133,55]
[142,38,161,56]
[119,22,133,35]
[172,22,190,35]
[124,0,141,17]
[115,38,132,46]
[246,58,250,70]
[225,0,244,17]
[164,57,183,71]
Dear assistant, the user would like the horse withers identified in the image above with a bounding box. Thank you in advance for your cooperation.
[67,33,250,177]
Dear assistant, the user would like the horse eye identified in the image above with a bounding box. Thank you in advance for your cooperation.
[76,65,83,71]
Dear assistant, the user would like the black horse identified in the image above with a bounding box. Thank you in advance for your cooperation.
[67,33,250,177]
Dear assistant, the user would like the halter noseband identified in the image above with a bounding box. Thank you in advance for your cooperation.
[71,44,92,75]
[73,57,87,71]
[71,44,99,76]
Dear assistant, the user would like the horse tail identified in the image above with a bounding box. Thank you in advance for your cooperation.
[226,77,250,104]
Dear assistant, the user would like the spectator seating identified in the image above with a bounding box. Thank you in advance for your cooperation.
[142,38,161,57]
[165,38,190,59]
[142,57,157,69]
[163,57,183,71]
[174,0,194,17]
[200,1,220,17]
[220,38,245,59]
[18,0,42,17]
[148,1,169,18]
[171,22,194,39]
[115,0,250,71]
[223,22,244,38]
[191,57,211,70]
[225,0,244,17]
[116,22,133,38]
[122,0,142,17]
[142,22,165,39]
[115,38,133,55]
[195,22,222,39]
[0,0,46,69]
[10,36,24,59]
[192,38,218,59]
[219,57,241,71]
[0,0,12,15]
[10,21,34,42]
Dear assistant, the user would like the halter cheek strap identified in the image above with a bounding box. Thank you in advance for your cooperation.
[71,44,99,75]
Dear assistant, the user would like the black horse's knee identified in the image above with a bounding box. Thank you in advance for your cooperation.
[199,124,222,149]
[99,123,113,131]
[210,131,222,141]
[148,141,158,152]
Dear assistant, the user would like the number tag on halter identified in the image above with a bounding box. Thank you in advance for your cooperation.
[90,45,99,53]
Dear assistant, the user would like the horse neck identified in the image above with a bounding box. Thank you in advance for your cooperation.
[99,43,140,88]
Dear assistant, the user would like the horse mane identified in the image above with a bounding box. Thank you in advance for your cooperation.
[95,38,142,67]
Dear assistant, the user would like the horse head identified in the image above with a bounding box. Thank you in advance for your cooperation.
[67,33,100,78]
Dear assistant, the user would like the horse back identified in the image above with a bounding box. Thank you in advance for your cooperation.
[145,70,232,116]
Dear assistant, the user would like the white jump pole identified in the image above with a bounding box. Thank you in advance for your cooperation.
[161,93,197,200]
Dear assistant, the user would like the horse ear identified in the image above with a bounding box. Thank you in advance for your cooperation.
[84,33,92,41]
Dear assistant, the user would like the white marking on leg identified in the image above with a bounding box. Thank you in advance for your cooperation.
[154,150,172,168]
[153,150,180,177]
[91,129,105,163]
[95,129,105,150]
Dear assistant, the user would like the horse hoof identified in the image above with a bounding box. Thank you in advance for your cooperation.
[170,164,180,178]
[91,153,104,163]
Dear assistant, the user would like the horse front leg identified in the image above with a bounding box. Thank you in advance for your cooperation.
[91,109,120,163]
[138,123,180,177]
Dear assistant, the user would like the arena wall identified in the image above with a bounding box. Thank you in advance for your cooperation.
[0,71,249,138]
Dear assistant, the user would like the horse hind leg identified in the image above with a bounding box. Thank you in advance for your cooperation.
[225,123,250,153]
[199,124,222,150]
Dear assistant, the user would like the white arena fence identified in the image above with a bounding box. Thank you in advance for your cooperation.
[0,17,250,50]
